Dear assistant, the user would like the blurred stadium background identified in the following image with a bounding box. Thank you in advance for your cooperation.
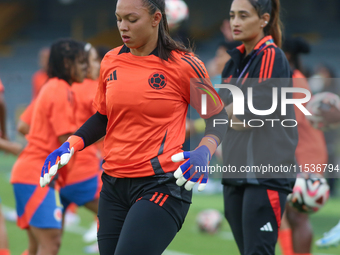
[1,0,340,138]
[1,0,340,254]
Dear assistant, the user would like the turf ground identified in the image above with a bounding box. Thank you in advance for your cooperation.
[1,153,340,255]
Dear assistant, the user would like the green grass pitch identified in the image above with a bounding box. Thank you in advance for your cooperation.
[1,153,340,254]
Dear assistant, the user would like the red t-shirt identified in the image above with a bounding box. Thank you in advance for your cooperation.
[66,79,101,184]
[293,70,328,169]
[20,101,35,126]
[32,70,49,99]
[11,78,77,186]
[93,46,223,178]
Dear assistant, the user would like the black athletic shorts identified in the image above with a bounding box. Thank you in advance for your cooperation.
[97,172,192,255]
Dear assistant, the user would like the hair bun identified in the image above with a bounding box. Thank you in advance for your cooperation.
[283,36,310,55]
[295,37,310,54]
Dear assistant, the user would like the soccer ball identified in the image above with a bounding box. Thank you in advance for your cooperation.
[288,172,330,213]
[306,92,340,130]
[196,209,223,234]
[165,0,189,29]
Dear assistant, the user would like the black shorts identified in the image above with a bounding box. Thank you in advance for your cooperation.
[97,172,192,255]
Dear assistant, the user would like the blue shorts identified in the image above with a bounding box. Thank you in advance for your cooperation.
[13,184,63,229]
[60,174,100,210]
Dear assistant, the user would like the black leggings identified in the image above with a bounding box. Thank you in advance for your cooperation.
[99,199,179,255]
[98,173,191,255]
[223,185,288,255]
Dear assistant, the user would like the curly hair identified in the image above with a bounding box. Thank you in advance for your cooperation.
[47,38,85,82]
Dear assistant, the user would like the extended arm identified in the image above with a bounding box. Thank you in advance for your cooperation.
[40,111,108,187]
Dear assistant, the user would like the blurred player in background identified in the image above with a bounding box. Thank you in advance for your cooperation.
[10,39,86,255]
[314,70,340,249]
[0,202,10,255]
[31,47,50,100]
[0,78,22,255]
[0,79,23,155]
[16,44,104,253]
[278,36,328,255]
[219,0,298,254]
[17,44,103,252]
[59,43,102,252]
[40,0,227,254]
[0,79,7,140]
[314,65,339,196]
[0,82,10,254]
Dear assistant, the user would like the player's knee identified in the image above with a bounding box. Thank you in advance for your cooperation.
[28,245,38,255]
[40,234,61,254]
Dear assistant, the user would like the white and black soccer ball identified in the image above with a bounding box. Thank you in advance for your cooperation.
[165,0,189,29]
[196,209,223,234]
[306,92,340,130]
[288,173,330,213]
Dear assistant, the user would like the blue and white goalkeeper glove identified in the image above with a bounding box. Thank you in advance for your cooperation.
[171,136,218,191]
[40,135,84,187]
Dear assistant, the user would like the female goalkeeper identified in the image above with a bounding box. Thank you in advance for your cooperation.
[40,0,228,254]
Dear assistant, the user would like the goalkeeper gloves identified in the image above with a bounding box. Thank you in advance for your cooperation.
[171,136,218,191]
[40,135,84,187]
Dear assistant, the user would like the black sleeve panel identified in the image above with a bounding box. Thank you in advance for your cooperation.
[74,111,108,148]
[204,108,229,143]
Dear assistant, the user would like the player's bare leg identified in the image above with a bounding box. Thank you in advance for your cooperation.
[0,204,10,253]
[26,228,38,255]
[30,226,61,255]
[286,204,312,253]
[84,199,99,214]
